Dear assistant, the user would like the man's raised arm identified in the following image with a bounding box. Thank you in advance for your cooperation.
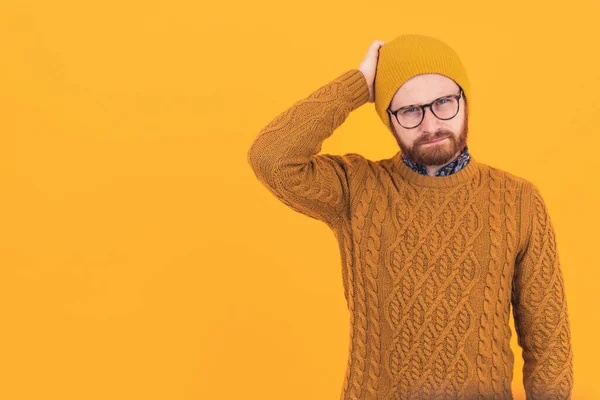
[247,68,370,225]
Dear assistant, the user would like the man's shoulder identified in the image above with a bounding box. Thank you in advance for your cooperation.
[335,152,380,172]
[476,161,543,211]
[340,155,537,193]
[478,161,534,188]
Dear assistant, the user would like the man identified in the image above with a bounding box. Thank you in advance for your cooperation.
[247,34,573,399]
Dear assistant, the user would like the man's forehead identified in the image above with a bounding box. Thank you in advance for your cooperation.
[392,74,460,108]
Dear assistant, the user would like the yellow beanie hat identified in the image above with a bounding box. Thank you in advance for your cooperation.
[374,34,472,134]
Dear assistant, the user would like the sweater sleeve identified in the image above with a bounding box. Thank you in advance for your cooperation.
[512,182,574,399]
[246,69,370,226]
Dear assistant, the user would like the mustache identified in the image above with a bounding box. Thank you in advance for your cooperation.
[418,132,452,144]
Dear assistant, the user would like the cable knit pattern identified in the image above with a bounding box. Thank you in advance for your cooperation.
[511,184,574,399]
[247,69,573,399]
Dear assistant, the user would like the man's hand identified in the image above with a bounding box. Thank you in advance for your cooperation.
[358,40,385,103]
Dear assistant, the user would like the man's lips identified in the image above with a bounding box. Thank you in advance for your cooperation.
[422,137,449,145]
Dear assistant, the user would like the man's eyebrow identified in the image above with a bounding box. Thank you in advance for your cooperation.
[396,93,457,110]
[394,100,426,111]
[396,102,419,110]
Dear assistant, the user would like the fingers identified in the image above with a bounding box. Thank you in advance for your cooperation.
[371,40,385,49]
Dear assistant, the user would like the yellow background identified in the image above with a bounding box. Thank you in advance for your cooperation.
[0,1,597,399]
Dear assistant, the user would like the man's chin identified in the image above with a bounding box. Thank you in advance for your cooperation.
[396,132,467,167]
[415,154,455,166]
[413,145,456,166]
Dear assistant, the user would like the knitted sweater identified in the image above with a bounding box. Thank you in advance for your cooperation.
[247,69,574,399]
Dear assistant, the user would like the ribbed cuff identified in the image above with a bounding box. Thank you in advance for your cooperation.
[337,69,370,110]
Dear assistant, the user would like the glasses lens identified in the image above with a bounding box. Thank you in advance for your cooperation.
[396,96,459,128]
[433,96,459,119]
[397,106,423,128]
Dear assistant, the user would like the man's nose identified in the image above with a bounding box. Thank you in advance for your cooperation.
[420,106,439,131]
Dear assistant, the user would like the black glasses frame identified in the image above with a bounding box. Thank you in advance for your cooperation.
[387,89,463,129]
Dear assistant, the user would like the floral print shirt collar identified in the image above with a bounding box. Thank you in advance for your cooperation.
[401,144,471,176]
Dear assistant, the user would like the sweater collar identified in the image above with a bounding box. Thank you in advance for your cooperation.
[391,144,479,188]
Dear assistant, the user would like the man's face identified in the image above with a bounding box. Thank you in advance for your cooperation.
[389,74,469,167]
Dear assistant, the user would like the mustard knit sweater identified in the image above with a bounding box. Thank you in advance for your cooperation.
[247,69,574,399]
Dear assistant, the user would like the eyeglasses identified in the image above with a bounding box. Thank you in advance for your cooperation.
[387,89,463,129]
